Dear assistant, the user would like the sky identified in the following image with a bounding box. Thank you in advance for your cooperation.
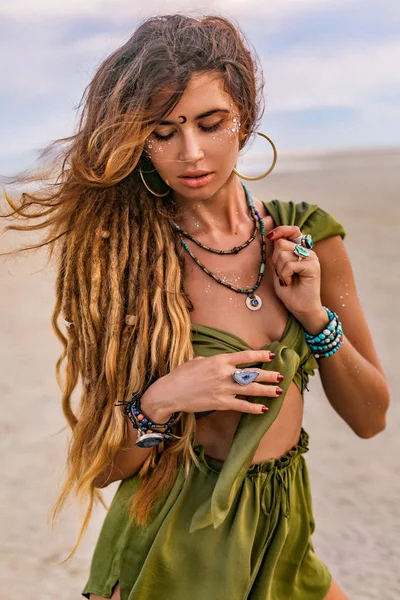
[0,0,399,175]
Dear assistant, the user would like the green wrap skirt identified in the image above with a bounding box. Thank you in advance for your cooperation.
[82,428,332,600]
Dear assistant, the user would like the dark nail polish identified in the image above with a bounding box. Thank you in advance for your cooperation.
[269,352,275,359]
[266,231,274,239]
[279,279,284,286]
[276,388,284,395]
[261,406,269,412]
[277,374,284,382]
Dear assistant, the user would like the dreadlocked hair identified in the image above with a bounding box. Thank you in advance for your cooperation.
[0,12,264,560]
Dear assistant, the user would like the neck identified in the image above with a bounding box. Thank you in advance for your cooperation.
[172,176,252,238]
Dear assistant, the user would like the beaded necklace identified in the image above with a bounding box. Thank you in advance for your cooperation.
[176,185,266,311]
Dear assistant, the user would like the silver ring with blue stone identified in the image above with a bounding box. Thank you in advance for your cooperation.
[292,233,314,249]
[232,370,260,386]
[293,245,310,261]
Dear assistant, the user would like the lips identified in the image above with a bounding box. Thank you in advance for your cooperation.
[179,170,212,178]
[178,172,214,188]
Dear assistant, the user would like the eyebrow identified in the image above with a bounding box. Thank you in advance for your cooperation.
[159,108,230,126]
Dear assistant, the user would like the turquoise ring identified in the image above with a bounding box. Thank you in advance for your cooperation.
[292,233,314,249]
[293,245,310,260]
[301,234,314,249]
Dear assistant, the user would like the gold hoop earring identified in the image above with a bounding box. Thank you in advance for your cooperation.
[233,132,277,181]
[138,165,170,197]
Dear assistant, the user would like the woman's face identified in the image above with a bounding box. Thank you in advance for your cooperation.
[144,71,244,199]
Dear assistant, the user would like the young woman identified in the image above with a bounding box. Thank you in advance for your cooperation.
[2,13,389,600]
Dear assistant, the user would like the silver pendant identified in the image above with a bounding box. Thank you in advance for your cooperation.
[245,293,262,311]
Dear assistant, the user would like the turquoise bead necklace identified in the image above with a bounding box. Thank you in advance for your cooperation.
[173,185,266,311]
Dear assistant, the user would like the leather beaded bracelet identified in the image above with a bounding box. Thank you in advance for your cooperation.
[122,394,179,448]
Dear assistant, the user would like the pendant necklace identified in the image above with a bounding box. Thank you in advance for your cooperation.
[173,184,266,311]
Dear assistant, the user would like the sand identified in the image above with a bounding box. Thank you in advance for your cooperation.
[1,147,399,599]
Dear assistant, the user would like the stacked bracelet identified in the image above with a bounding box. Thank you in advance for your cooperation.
[304,306,343,359]
[117,394,179,448]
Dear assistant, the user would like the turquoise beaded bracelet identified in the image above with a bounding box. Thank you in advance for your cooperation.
[304,306,343,359]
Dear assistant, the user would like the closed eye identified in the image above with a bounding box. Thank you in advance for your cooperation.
[152,121,222,141]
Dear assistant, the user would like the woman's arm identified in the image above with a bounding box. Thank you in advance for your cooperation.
[300,234,390,438]
[94,390,176,487]
[94,417,152,488]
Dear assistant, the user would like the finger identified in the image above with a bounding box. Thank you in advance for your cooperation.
[274,269,287,287]
[229,397,271,415]
[237,367,284,384]
[227,349,275,365]
[273,246,297,286]
[275,254,296,286]
[232,381,284,398]
[271,238,301,270]
[275,250,317,284]
[273,265,287,287]
[271,238,301,265]
[280,255,318,285]
[266,225,302,241]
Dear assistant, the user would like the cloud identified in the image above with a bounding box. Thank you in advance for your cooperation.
[0,0,346,20]
[0,0,399,170]
[262,39,400,112]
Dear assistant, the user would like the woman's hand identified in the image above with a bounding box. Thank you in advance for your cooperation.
[140,350,285,422]
[266,225,324,321]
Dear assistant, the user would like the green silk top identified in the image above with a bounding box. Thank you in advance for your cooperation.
[189,199,346,533]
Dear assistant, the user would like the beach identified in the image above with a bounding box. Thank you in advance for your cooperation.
[1,147,399,599]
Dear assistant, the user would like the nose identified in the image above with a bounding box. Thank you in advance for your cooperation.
[178,130,205,164]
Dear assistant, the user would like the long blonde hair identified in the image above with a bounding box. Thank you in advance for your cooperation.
[0,13,264,559]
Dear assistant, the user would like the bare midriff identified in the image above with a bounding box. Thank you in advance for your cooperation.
[194,383,304,464]
[184,197,305,464]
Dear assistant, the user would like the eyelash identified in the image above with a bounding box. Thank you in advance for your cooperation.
[152,121,222,141]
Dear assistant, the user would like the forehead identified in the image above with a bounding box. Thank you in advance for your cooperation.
[166,72,233,117]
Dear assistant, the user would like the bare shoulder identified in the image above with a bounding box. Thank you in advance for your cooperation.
[252,196,275,224]
[314,235,386,377]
